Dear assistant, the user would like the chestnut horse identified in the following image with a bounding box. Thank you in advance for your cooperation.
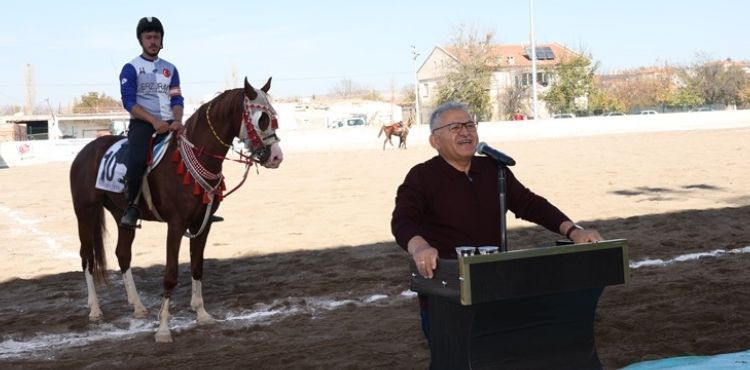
[377,116,413,150]
[69,77,283,342]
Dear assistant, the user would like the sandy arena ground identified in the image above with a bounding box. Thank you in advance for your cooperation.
[0,117,749,369]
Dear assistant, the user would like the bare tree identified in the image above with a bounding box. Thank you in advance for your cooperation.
[681,54,748,107]
[434,24,494,121]
[329,78,362,98]
[500,84,529,119]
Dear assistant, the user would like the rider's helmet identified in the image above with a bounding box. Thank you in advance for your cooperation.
[136,17,164,44]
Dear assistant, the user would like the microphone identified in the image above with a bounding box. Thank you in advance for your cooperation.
[476,142,516,166]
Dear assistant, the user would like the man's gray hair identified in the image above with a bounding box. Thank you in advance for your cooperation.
[429,101,471,131]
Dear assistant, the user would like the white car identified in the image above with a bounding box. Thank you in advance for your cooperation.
[640,110,658,115]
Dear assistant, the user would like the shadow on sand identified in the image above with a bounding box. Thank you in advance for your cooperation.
[1,206,749,369]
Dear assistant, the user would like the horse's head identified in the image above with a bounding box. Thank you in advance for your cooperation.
[239,77,283,168]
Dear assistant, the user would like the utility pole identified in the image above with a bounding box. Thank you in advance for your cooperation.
[411,45,422,126]
[24,63,36,115]
[529,0,539,119]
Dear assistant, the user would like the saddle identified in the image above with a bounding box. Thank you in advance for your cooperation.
[95,133,173,193]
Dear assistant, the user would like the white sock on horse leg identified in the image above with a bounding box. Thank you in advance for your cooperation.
[85,269,103,321]
[155,297,173,343]
[123,268,148,318]
[191,278,216,325]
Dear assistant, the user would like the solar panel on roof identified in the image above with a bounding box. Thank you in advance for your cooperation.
[546,47,556,60]
[524,46,556,60]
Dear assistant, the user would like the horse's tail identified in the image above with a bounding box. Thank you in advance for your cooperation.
[71,139,109,286]
[91,206,108,285]
[377,125,384,138]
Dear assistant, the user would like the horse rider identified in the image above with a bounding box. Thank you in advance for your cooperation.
[119,17,225,228]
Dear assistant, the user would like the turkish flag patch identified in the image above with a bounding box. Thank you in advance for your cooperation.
[163,68,171,78]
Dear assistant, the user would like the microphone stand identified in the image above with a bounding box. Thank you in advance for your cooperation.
[497,164,508,252]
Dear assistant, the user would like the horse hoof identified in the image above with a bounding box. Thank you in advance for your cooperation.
[89,311,103,322]
[133,308,148,319]
[155,330,173,343]
[197,314,217,326]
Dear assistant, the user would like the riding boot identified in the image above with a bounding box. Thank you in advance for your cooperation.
[119,180,141,229]
[209,214,224,223]
[120,203,141,229]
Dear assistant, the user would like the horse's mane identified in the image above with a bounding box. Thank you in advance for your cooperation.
[187,88,245,134]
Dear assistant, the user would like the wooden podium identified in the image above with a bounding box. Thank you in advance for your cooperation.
[409,239,629,370]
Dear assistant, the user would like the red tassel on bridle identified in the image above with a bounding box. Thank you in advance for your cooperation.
[193,180,201,196]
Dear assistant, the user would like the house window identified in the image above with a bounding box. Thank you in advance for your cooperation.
[421,83,429,98]
[516,72,552,88]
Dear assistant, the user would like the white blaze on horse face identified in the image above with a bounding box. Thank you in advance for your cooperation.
[251,110,264,129]
[254,92,279,142]
[261,142,283,169]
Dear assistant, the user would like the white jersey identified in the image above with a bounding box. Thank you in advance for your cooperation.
[119,55,183,120]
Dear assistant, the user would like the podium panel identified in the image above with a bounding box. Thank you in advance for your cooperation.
[410,239,629,305]
[409,239,629,370]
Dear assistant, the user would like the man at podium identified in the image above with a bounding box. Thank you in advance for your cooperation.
[390,101,603,341]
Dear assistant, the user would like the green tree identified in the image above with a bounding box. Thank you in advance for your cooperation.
[540,54,599,114]
[73,92,121,113]
[434,24,493,121]
[682,56,748,106]
[665,85,704,109]
[588,89,625,114]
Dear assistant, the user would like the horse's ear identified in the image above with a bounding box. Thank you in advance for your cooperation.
[261,77,272,93]
[244,77,258,100]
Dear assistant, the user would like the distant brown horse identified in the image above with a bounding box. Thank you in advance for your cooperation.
[69,77,283,342]
[377,116,413,150]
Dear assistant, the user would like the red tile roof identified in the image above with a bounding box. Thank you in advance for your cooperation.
[441,42,580,69]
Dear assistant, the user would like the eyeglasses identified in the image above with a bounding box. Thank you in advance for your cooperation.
[431,121,478,134]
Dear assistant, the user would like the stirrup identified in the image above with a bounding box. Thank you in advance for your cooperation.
[119,205,141,229]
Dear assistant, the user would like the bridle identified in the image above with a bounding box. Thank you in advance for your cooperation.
[168,90,280,238]
[202,94,279,163]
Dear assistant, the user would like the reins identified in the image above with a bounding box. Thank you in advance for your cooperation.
[167,92,275,239]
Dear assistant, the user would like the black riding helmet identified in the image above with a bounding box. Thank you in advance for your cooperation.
[136,17,164,45]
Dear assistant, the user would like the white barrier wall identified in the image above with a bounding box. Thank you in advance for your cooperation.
[1,110,748,168]
[279,110,750,152]
[0,138,92,168]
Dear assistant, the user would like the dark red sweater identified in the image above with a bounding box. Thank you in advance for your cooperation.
[391,155,570,258]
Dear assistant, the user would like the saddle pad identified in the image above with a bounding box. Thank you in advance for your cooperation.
[95,133,173,193]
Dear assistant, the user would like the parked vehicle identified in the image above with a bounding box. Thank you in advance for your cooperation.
[604,112,624,116]
[345,117,367,126]
[326,120,344,129]
[327,117,367,128]
[640,110,658,115]
[552,113,575,119]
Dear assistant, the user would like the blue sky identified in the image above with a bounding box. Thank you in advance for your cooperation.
[1,0,747,108]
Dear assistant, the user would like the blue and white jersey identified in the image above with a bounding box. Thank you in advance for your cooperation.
[120,55,184,120]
